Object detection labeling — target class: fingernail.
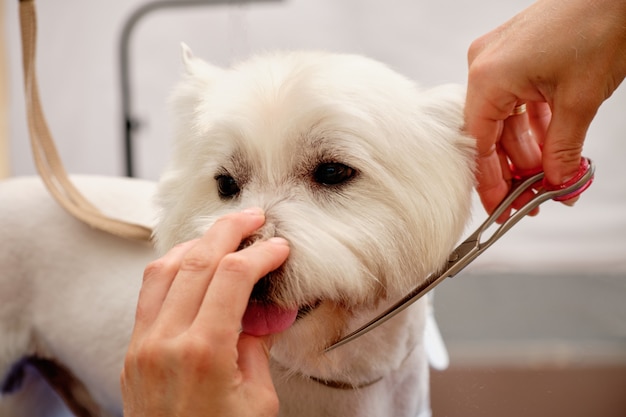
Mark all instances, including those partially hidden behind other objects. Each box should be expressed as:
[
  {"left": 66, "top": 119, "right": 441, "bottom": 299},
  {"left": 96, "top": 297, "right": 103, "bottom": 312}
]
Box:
[
  {"left": 559, "top": 173, "right": 577, "bottom": 186},
  {"left": 242, "top": 207, "right": 264, "bottom": 216},
  {"left": 267, "top": 237, "right": 289, "bottom": 246}
]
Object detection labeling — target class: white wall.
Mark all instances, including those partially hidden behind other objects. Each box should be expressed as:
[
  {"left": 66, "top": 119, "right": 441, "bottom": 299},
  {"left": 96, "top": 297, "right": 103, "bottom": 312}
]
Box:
[
  {"left": 5, "top": 0, "right": 535, "bottom": 179},
  {"left": 0, "top": 0, "right": 9, "bottom": 178}
]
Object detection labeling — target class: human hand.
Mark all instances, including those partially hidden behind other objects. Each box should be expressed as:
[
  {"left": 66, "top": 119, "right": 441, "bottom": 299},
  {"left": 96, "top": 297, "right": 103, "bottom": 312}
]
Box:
[
  {"left": 121, "top": 208, "right": 289, "bottom": 417},
  {"left": 465, "top": 0, "right": 626, "bottom": 219}
]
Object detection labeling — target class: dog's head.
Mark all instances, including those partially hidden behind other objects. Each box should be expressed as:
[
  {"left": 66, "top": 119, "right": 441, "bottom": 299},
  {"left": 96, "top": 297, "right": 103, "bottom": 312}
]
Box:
[{"left": 154, "top": 45, "right": 475, "bottom": 375}]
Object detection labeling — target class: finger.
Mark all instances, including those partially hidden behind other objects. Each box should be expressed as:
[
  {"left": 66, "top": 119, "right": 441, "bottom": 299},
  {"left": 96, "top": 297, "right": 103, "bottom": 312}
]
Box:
[
  {"left": 475, "top": 146, "right": 510, "bottom": 217},
  {"left": 193, "top": 238, "right": 290, "bottom": 339},
  {"left": 500, "top": 109, "right": 542, "bottom": 174},
  {"left": 132, "top": 240, "right": 198, "bottom": 336},
  {"left": 542, "top": 96, "right": 596, "bottom": 186},
  {"left": 464, "top": 76, "right": 519, "bottom": 215},
  {"left": 464, "top": 46, "right": 521, "bottom": 155},
  {"left": 238, "top": 335, "right": 279, "bottom": 417},
  {"left": 154, "top": 209, "right": 266, "bottom": 336},
  {"left": 238, "top": 334, "right": 274, "bottom": 387},
  {"left": 503, "top": 102, "right": 549, "bottom": 218},
  {"left": 464, "top": 94, "right": 511, "bottom": 157},
  {"left": 464, "top": 89, "right": 509, "bottom": 214},
  {"left": 526, "top": 101, "right": 551, "bottom": 146}
]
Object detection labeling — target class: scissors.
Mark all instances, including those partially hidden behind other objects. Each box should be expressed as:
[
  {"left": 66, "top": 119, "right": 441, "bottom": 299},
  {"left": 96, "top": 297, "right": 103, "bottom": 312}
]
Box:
[{"left": 325, "top": 157, "right": 595, "bottom": 352}]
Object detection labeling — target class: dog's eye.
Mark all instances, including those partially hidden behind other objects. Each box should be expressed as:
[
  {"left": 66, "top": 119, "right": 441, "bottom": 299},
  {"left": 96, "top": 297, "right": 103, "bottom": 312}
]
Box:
[
  {"left": 313, "top": 163, "right": 355, "bottom": 186},
  {"left": 215, "top": 174, "right": 240, "bottom": 198}
]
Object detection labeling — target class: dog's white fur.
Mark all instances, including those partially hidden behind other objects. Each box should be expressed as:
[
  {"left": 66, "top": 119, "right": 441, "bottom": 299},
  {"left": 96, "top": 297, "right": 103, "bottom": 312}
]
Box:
[
  {"left": 0, "top": 176, "right": 156, "bottom": 417},
  {"left": 0, "top": 49, "right": 475, "bottom": 417}
]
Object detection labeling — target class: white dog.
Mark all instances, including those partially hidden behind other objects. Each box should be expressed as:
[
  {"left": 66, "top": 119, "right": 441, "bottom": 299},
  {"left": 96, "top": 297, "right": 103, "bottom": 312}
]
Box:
[{"left": 0, "top": 47, "right": 475, "bottom": 417}]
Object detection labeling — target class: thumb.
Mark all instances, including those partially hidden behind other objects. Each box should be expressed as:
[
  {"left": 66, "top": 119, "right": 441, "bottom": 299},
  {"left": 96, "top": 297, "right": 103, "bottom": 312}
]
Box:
[
  {"left": 237, "top": 334, "right": 275, "bottom": 388},
  {"left": 542, "top": 99, "right": 596, "bottom": 186}
]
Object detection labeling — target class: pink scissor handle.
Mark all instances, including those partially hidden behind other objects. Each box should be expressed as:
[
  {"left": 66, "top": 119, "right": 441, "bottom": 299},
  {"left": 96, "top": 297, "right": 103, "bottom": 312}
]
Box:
[{"left": 543, "top": 157, "right": 594, "bottom": 201}]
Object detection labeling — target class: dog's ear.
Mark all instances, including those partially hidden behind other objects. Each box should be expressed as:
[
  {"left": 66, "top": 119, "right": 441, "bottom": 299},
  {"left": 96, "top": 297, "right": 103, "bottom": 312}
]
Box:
[
  {"left": 169, "top": 44, "right": 224, "bottom": 135},
  {"left": 421, "top": 84, "right": 466, "bottom": 130},
  {"left": 419, "top": 83, "right": 477, "bottom": 163},
  {"left": 180, "top": 42, "right": 223, "bottom": 81}
]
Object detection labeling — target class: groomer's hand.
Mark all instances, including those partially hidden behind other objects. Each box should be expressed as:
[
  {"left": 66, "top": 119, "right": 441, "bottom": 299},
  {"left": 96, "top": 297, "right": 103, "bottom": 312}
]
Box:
[
  {"left": 465, "top": 0, "right": 626, "bottom": 219},
  {"left": 121, "top": 208, "right": 288, "bottom": 417}
]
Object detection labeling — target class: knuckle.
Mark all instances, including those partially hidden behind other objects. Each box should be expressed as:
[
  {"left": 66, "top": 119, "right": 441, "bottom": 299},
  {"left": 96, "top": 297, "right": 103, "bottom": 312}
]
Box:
[
  {"left": 558, "top": 93, "right": 594, "bottom": 115},
  {"left": 128, "top": 337, "right": 201, "bottom": 369},
  {"left": 219, "top": 252, "right": 254, "bottom": 276},
  {"left": 180, "top": 252, "right": 213, "bottom": 272},
  {"left": 174, "top": 335, "right": 220, "bottom": 374},
  {"left": 129, "top": 339, "right": 163, "bottom": 369},
  {"left": 467, "top": 36, "right": 487, "bottom": 64},
  {"left": 176, "top": 337, "right": 205, "bottom": 360},
  {"left": 466, "top": 37, "right": 492, "bottom": 75},
  {"left": 467, "top": 57, "right": 495, "bottom": 86},
  {"left": 551, "top": 147, "right": 582, "bottom": 165},
  {"left": 556, "top": 84, "right": 604, "bottom": 118},
  {"left": 142, "top": 258, "right": 173, "bottom": 284},
  {"left": 142, "top": 239, "right": 198, "bottom": 282}
]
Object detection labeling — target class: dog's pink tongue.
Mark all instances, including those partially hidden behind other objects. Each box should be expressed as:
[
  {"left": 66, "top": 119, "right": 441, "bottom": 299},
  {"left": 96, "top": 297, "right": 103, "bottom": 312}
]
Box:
[{"left": 242, "top": 302, "right": 298, "bottom": 336}]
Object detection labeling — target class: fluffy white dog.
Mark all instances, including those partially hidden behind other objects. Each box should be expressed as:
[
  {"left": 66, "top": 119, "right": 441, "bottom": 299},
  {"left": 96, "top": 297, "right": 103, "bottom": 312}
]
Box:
[{"left": 0, "top": 48, "right": 475, "bottom": 417}]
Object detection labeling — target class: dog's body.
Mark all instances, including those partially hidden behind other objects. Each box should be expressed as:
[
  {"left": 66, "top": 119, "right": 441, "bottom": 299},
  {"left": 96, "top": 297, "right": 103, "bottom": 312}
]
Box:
[
  {"left": 0, "top": 176, "right": 155, "bottom": 417},
  {"left": 0, "top": 50, "right": 475, "bottom": 417}
]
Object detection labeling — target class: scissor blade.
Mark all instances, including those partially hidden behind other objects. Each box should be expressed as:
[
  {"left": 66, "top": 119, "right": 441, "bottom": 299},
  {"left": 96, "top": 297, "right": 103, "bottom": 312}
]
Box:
[{"left": 324, "top": 267, "right": 450, "bottom": 352}]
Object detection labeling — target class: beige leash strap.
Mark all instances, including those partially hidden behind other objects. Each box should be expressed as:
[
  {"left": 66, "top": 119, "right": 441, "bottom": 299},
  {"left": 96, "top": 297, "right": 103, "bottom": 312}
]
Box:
[{"left": 18, "top": 0, "right": 152, "bottom": 242}]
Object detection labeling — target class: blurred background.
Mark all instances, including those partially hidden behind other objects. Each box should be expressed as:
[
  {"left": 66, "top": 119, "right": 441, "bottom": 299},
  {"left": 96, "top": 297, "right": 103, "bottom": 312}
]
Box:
[{"left": 1, "top": 0, "right": 625, "bottom": 415}]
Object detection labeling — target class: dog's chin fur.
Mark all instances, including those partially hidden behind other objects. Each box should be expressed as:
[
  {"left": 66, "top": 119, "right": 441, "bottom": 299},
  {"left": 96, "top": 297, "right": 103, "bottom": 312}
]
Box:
[{"left": 154, "top": 48, "right": 476, "bottom": 389}]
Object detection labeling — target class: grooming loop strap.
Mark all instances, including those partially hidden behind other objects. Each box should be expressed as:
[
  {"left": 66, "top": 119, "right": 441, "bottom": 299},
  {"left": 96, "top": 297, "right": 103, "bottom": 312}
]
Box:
[{"left": 18, "top": 0, "right": 153, "bottom": 242}]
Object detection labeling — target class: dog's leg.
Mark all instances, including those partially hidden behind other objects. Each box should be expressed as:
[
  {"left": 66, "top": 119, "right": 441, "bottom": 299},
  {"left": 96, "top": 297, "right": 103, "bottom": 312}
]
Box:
[
  {"left": 1, "top": 357, "right": 103, "bottom": 417},
  {"left": 0, "top": 364, "right": 73, "bottom": 417},
  {"left": 28, "top": 357, "right": 104, "bottom": 417}
]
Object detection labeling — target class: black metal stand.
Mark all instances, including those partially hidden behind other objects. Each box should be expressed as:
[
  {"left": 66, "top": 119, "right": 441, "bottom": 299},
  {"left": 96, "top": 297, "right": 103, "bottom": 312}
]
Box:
[{"left": 119, "top": 0, "right": 283, "bottom": 177}]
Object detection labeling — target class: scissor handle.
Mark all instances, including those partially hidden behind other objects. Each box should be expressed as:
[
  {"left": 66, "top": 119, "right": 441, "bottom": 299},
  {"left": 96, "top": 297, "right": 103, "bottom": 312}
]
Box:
[
  {"left": 545, "top": 157, "right": 594, "bottom": 201},
  {"left": 480, "top": 157, "right": 595, "bottom": 249}
]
